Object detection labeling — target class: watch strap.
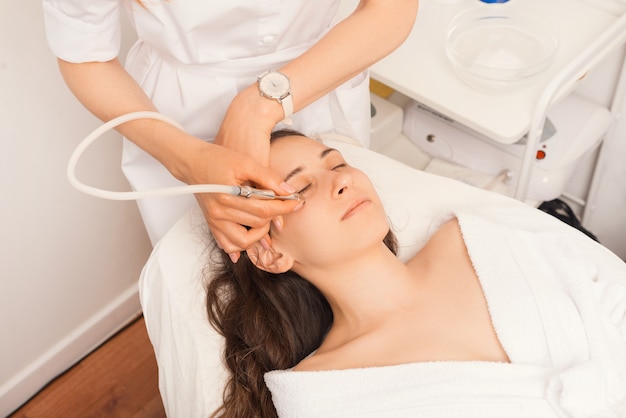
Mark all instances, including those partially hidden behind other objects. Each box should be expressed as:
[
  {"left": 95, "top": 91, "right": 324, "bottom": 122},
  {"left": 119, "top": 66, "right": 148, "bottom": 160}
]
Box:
[{"left": 279, "top": 93, "right": 293, "bottom": 126}]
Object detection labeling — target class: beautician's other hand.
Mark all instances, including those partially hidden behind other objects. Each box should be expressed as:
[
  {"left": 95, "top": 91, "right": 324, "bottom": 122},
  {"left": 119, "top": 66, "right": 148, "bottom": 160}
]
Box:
[
  {"left": 185, "top": 141, "right": 299, "bottom": 263},
  {"left": 208, "top": 83, "right": 292, "bottom": 262},
  {"left": 214, "top": 83, "right": 285, "bottom": 164}
]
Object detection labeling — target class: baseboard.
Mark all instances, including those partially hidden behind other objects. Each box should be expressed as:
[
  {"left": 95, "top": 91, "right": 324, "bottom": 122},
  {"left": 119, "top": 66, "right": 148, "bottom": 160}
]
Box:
[{"left": 0, "top": 285, "right": 142, "bottom": 417}]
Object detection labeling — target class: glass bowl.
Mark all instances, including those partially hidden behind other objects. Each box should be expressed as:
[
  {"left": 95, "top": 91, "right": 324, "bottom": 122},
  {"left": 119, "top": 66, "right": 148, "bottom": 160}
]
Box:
[{"left": 445, "top": 5, "right": 558, "bottom": 91}]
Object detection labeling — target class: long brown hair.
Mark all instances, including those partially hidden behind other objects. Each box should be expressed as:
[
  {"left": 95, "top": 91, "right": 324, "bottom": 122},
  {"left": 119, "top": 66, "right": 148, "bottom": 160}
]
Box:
[{"left": 206, "top": 130, "right": 398, "bottom": 417}]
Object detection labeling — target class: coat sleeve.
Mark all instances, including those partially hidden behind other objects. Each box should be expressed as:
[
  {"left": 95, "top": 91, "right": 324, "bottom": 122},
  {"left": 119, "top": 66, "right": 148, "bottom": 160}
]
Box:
[{"left": 42, "top": 0, "right": 122, "bottom": 62}]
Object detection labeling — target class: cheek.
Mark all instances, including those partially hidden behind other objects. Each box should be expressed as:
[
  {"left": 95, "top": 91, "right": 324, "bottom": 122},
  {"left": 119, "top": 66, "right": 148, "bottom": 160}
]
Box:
[
  {"left": 272, "top": 204, "right": 337, "bottom": 263},
  {"left": 275, "top": 204, "right": 331, "bottom": 245},
  {"left": 273, "top": 200, "right": 389, "bottom": 266}
]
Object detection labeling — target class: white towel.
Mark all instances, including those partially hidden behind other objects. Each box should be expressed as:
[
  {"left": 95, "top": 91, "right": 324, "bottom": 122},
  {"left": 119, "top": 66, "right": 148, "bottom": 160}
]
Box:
[
  {"left": 265, "top": 212, "right": 626, "bottom": 417},
  {"left": 266, "top": 361, "right": 558, "bottom": 417},
  {"left": 458, "top": 211, "right": 626, "bottom": 417}
]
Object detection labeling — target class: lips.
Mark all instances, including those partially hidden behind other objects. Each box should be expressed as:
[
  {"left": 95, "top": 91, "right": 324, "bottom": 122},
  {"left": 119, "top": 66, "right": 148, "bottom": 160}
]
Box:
[{"left": 341, "top": 199, "right": 371, "bottom": 220}]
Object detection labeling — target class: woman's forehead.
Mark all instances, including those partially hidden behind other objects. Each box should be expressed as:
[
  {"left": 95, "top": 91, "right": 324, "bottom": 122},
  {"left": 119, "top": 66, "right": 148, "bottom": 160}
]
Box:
[
  {"left": 270, "top": 135, "right": 327, "bottom": 160},
  {"left": 269, "top": 135, "right": 331, "bottom": 175},
  {"left": 272, "top": 134, "right": 322, "bottom": 149}
]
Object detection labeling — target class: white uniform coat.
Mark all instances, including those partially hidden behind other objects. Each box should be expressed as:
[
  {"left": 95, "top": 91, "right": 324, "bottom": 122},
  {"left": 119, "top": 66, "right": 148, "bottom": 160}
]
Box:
[{"left": 43, "top": 0, "right": 371, "bottom": 243}]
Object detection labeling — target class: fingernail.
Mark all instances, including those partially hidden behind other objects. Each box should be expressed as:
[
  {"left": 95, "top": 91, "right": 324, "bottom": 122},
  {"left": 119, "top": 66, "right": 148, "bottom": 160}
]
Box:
[
  {"left": 280, "top": 182, "right": 296, "bottom": 193},
  {"left": 292, "top": 201, "right": 304, "bottom": 212},
  {"left": 272, "top": 217, "right": 283, "bottom": 232},
  {"left": 260, "top": 238, "right": 271, "bottom": 250},
  {"left": 229, "top": 252, "right": 240, "bottom": 263}
]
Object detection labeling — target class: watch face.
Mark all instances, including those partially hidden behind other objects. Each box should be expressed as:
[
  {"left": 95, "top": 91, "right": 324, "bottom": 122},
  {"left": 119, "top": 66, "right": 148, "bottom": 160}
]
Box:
[{"left": 259, "top": 72, "right": 290, "bottom": 99}]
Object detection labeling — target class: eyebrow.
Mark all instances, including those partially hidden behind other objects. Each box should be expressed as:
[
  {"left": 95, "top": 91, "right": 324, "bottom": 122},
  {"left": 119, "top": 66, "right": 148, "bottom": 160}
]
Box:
[{"left": 283, "top": 148, "right": 339, "bottom": 183}]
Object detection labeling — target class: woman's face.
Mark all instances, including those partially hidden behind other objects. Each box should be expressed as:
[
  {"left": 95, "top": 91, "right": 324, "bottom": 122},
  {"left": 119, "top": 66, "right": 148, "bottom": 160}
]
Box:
[{"left": 267, "top": 135, "right": 390, "bottom": 272}]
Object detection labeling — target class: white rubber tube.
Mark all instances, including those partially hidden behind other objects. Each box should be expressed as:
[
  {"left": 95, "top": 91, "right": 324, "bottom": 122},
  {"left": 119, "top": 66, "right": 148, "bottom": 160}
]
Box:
[{"left": 67, "top": 111, "right": 241, "bottom": 200}]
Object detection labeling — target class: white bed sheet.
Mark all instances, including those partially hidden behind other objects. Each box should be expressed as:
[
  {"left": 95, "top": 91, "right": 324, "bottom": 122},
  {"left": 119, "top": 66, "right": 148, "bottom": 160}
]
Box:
[{"left": 138, "top": 137, "right": 624, "bottom": 417}]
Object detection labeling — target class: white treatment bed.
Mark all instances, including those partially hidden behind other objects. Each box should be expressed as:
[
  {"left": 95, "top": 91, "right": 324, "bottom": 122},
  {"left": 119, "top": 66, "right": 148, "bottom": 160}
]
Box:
[{"left": 138, "top": 137, "right": 626, "bottom": 417}]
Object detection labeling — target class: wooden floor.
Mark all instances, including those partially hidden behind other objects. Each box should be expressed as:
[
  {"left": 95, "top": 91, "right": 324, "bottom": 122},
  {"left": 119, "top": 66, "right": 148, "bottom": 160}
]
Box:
[{"left": 10, "top": 316, "right": 166, "bottom": 418}]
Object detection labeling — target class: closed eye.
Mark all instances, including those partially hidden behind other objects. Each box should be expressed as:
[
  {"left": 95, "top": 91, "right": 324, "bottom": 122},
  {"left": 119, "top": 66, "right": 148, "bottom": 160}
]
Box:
[
  {"left": 298, "top": 163, "right": 346, "bottom": 194},
  {"left": 298, "top": 184, "right": 312, "bottom": 194}
]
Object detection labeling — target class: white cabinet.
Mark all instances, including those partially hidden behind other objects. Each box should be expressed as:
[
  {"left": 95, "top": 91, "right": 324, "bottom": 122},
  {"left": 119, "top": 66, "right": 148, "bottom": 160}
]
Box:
[{"left": 370, "top": 0, "right": 626, "bottom": 200}]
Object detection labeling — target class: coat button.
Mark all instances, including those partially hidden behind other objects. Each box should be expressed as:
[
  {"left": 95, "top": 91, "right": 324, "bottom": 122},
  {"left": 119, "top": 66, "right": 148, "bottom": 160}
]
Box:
[{"left": 261, "top": 35, "right": 276, "bottom": 45}]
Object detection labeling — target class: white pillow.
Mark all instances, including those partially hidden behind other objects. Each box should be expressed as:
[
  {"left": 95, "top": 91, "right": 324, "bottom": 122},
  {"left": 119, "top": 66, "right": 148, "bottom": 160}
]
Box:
[{"left": 138, "top": 137, "right": 613, "bottom": 417}]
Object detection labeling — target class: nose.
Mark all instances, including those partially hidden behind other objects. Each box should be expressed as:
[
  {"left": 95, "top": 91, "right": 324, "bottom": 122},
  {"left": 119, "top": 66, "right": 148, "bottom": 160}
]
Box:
[{"left": 332, "top": 171, "right": 352, "bottom": 198}]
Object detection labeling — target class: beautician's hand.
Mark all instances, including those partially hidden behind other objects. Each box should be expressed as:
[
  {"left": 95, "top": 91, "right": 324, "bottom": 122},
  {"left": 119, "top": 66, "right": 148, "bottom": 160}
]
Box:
[{"left": 187, "top": 141, "right": 299, "bottom": 263}]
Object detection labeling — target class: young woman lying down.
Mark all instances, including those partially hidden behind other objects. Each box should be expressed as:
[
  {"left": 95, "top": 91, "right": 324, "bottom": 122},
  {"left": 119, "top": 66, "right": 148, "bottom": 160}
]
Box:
[{"left": 206, "top": 130, "right": 626, "bottom": 418}]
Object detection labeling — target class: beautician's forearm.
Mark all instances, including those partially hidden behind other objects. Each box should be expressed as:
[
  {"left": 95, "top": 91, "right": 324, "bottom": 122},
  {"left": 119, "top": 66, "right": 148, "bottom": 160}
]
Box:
[
  {"left": 57, "top": 58, "right": 206, "bottom": 182},
  {"left": 281, "top": 0, "right": 418, "bottom": 112}
]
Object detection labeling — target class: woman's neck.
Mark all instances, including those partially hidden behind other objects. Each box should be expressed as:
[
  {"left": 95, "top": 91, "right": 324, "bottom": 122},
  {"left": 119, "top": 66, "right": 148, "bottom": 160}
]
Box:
[{"left": 304, "top": 243, "right": 427, "bottom": 338}]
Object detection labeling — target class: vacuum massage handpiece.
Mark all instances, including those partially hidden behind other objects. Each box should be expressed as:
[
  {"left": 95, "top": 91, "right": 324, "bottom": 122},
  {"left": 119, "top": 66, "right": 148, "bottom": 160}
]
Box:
[{"left": 238, "top": 186, "right": 302, "bottom": 201}]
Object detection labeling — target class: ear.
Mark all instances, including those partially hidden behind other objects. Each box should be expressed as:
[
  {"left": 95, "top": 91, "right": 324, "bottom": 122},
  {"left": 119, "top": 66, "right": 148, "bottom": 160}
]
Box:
[{"left": 246, "top": 241, "right": 294, "bottom": 274}]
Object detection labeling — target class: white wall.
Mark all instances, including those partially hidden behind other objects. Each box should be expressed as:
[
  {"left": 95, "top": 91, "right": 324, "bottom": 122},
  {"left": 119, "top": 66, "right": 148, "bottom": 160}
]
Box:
[{"left": 0, "top": 2, "right": 151, "bottom": 415}]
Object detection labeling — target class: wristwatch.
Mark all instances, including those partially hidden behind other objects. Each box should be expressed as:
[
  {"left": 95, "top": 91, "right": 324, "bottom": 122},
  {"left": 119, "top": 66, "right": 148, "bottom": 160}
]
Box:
[{"left": 257, "top": 70, "right": 293, "bottom": 125}]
